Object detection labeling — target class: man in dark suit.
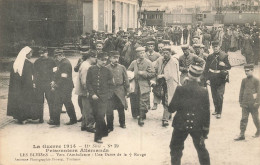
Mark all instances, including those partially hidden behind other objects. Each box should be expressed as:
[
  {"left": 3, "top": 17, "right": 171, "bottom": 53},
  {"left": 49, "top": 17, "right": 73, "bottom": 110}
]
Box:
[
  {"left": 86, "top": 52, "right": 114, "bottom": 143},
  {"left": 168, "top": 65, "right": 210, "bottom": 165},
  {"left": 48, "top": 49, "right": 77, "bottom": 126},
  {"left": 204, "top": 41, "right": 231, "bottom": 119}
]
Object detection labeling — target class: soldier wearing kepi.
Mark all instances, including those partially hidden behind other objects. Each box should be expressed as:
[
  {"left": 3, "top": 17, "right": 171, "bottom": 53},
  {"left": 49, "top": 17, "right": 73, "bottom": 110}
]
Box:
[
  {"left": 86, "top": 52, "right": 114, "bottom": 143},
  {"left": 106, "top": 51, "right": 130, "bottom": 132},
  {"left": 128, "top": 47, "right": 156, "bottom": 126},
  {"left": 179, "top": 45, "right": 205, "bottom": 85},
  {"left": 34, "top": 47, "right": 56, "bottom": 123},
  {"left": 168, "top": 65, "right": 210, "bottom": 165},
  {"left": 49, "top": 49, "right": 77, "bottom": 125},
  {"left": 151, "top": 46, "right": 180, "bottom": 127},
  {"left": 204, "top": 41, "right": 231, "bottom": 119},
  {"left": 145, "top": 41, "right": 161, "bottom": 110},
  {"left": 234, "top": 64, "right": 260, "bottom": 141}
]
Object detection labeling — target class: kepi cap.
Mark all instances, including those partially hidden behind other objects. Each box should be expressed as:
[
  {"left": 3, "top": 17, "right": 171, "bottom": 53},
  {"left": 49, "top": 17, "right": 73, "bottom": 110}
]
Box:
[
  {"left": 244, "top": 64, "right": 254, "bottom": 70},
  {"left": 188, "top": 65, "right": 203, "bottom": 79}
]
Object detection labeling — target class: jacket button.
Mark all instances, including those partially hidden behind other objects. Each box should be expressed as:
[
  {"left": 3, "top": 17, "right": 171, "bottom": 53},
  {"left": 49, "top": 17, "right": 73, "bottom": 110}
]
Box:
[
  {"left": 191, "top": 120, "right": 193, "bottom": 123},
  {"left": 190, "top": 127, "right": 193, "bottom": 129},
  {"left": 187, "top": 120, "right": 189, "bottom": 122},
  {"left": 187, "top": 113, "right": 190, "bottom": 116},
  {"left": 192, "top": 113, "right": 195, "bottom": 116},
  {"left": 186, "top": 126, "right": 189, "bottom": 129}
]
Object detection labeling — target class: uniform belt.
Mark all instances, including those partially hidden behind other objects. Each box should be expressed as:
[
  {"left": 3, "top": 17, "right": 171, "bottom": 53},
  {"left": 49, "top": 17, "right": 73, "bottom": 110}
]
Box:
[{"left": 209, "top": 69, "right": 221, "bottom": 73}]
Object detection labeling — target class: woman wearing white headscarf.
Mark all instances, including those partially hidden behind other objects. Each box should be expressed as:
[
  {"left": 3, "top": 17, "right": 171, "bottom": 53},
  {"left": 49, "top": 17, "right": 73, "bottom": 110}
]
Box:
[{"left": 7, "top": 46, "right": 35, "bottom": 124}]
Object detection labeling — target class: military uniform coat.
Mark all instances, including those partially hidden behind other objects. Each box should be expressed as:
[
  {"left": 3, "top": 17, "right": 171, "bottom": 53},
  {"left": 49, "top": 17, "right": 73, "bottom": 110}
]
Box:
[
  {"left": 128, "top": 58, "right": 155, "bottom": 95},
  {"left": 106, "top": 63, "right": 130, "bottom": 108},
  {"left": 168, "top": 81, "right": 210, "bottom": 132}
]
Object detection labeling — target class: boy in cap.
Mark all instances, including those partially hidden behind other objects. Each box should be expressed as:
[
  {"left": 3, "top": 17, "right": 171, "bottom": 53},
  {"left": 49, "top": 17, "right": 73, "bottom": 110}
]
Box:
[
  {"left": 234, "top": 64, "right": 260, "bottom": 140},
  {"left": 128, "top": 47, "right": 156, "bottom": 126},
  {"left": 49, "top": 49, "right": 77, "bottom": 125},
  {"left": 34, "top": 47, "right": 56, "bottom": 123},
  {"left": 75, "top": 50, "right": 97, "bottom": 132},
  {"left": 168, "top": 64, "right": 210, "bottom": 165},
  {"left": 106, "top": 51, "right": 130, "bottom": 132},
  {"left": 86, "top": 52, "right": 114, "bottom": 143}
]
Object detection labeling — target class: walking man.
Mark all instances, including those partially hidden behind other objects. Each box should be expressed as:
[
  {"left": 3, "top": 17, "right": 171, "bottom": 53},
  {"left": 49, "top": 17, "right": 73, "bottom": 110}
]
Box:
[
  {"left": 86, "top": 52, "right": 114, "bottom": 143},
  {"left": 106, "top": 51, "right": 130, "bottom": 132},
  {"left": 48, "top": 49, "right": 77, "bottom": 125},
  {"left": 128, "top": 47, "right": 155, "bottom": 126},
  {"left": 204, "top": 41, "right": 231, "bottom": 119},
  {"left": 234, "top": 64, "right": 260, "bottom": 141},
  {"left": 168, "top": 65, "right": 210, "bottom": 165}
]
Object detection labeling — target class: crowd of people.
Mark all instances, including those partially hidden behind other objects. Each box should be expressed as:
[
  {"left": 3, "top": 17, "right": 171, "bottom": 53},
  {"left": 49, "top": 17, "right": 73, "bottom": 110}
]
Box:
[{"left": 6, "top": 22, "right": 260, "bottom": 165}]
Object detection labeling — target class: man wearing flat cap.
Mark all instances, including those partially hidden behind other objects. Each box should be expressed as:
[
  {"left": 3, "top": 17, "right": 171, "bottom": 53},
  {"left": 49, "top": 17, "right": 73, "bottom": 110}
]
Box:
[
  {"left": 33, "top": 47, "right": 56, "bottom": 123},
  {"left": 168, "top": 64, "right": 211, "bottom": 165},
  {"left": 204, "top": 40, "right": 231, "bottom": 119},
  {"left": 49, "top": 49, "right": 77, "bottom": 125},
  {"left": 145, "top": 41, "right": 160, "bottom": 63},
  {"left": 75, "top": 50, "right": 97, "bottom": 133},
  {"left": 234, "top": 64, "right": 260, "bottom": 141},
  {"left": 151, "top": 46, "right": 180, "bottom": 127},
  {"left": 128, "top": 47, "right": 156, "bottom": 126},
  {"left": 106, "top": 51, "right": 130, "bottom": 132},
  {"left": 86, "top": 52, "right": 114, "bottom": 143},
  {"left": 95, "top": 40, "right": 104, "bottom": 53},
  {"left": 179, "top": 45, "right": 205, "bottom": 85},
  {"left": 103, "top": 33, "right": 115, "bottom": 52}
]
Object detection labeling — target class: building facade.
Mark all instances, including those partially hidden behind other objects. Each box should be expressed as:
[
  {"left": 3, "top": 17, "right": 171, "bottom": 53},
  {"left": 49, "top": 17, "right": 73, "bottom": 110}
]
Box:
[{"left": 82, "top": 0, "right": 138, "bottom": 34}]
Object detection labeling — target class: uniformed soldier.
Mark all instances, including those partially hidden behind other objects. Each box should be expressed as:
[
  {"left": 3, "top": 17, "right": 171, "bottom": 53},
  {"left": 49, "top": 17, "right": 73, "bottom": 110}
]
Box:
[
  {"left": 48, "top": 49, "right": 77, "bottom": 126},
  {"left": 106, "top": 51, "right": 130, "bottom": 132},
  {"left": 168, "top": 64, "right": 210, "bottom": 165},
  {"left": 179, "top": 45, "right": 205, "bottom": 85},
  {"left": 234, "top": 64, "right": 260, "bottom": 141},
  {"left": 203, "top": 41, "right": 231, "bottom": 119},
  {"left": 86, "top": 52, "right": 114, "bottom": 143},
  {"left": 128, "top": 47, "right": 156, "bottom": 126},
  {"left": 33, "top": 47, "right": 56, "bottom": 123}
]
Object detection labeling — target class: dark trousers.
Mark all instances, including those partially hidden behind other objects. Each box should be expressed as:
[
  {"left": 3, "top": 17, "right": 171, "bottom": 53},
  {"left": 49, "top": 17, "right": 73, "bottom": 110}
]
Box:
[
  {"left": 129, "top": 85, "right": 149, "bottom": 119},
  {"left": 106, "top": 94, "right": 125, "bottom": 130},
  {"left": 90, "top": 99, "right": 108, "bottom": 141},
  {"left": 245, "top": 53, "right": 255, "bottom": 64},
  {"left": 52, "top": 88, "right": 77, "bottom": 123},
  {"left": 78, "top": 95, "right": 83, "bottom": 114},
  {"left": 210, "top": 82, "right": 226, "bottom": 114},
  {"left": 35, "top": 84, "right": 54, "bottom": 120},
  {"left": 183, "top": 36, "right": 188, "bottom": 44},
  {"left": 170, "top": 129, "right": 210, "bottom": 165},
  {"left": 240, "top": 104, "right": 260, "bottom": 136}
]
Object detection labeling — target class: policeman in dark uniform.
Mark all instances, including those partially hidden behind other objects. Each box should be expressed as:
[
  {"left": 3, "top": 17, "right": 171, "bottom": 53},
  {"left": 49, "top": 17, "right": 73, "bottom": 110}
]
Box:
[
  {"left": 34, "top": 47, "right": 56, "bottom": 123},
  {"left": 48, "top": 49, "right": 77, "bottom": 125},
  {"left": 86, "top": 52, "right": 114, "bottom": 143},
  {"left": 204, "top": 41, "right": 231, "bottom": 119},
  {"left": 168, "top": 65, "right": 210, "bottom": 165}
]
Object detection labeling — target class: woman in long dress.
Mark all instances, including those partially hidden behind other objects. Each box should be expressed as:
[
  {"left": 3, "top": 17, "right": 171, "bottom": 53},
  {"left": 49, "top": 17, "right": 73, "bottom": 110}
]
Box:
[{"left": 7, "top": 46, "right": 36, "bottom": 124}]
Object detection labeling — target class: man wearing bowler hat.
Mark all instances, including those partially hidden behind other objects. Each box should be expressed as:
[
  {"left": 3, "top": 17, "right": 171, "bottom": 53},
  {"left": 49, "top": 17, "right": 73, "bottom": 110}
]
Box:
[
  {"left": 86, "top": 52, "right": 114, "bottom": 143},
  {"left": 168, "top": 64, "right": 210, "bottom": 165},
  {"left": 49, "top": 49, "right": 77, "bottom": 125},
  {"left": 106, "top": 51, "right": 130, "bottom": 132},
  {"left": 204, "top": 41, "right": 231, "bottom": 119}
]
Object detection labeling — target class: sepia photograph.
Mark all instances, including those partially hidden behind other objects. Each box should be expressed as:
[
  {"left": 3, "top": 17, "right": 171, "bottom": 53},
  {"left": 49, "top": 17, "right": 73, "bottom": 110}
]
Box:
[{"left": 0, "top": 0, "right": 259, "bottom": 164}]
